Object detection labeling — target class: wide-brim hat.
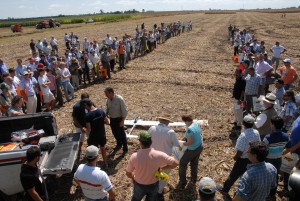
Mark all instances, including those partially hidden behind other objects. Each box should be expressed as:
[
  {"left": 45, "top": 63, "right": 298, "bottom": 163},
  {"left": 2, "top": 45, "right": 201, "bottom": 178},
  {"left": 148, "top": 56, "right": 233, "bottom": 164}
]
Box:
[
  {"left": 263, "top": 93, "right": 276, "bottom": 104},
  {"left": 156, "top": 115, "right": 173, "bottom": 123}
]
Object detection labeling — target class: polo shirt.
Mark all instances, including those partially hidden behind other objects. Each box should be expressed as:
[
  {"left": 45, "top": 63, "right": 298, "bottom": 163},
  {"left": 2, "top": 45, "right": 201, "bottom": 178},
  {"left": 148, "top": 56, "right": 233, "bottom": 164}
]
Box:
[
  {"left": 185, "top": 123, "right": 202, "bottom": 150},
  {"left": 263, "top": 131, "right": 289, "bottom": 159},
  {"left": 106, "top": 94, "right": 127, "bottom": 118},
  {"left": 271, "top": 45, "right": 285, "bottom": 58},
  {"left": 279, "top": 66, "right": 297, "bottom": 84},
  {"left": 20, "top": 78, "right": 35, "bottom": 96}
]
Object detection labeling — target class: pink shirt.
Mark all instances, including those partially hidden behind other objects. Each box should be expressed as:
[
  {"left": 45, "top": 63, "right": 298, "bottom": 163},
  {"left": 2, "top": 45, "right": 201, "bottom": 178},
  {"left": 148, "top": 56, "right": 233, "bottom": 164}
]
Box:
[
  {"left": 47, "top": 74, "right": 56, "bottom": 91},
  {"left": 126, "top": 148, "right": 176, "bottom": 185}
]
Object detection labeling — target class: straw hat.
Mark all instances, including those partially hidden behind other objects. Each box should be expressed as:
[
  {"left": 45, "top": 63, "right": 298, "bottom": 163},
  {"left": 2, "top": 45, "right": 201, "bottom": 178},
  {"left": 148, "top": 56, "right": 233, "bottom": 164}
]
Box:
[
  {"left": 263, "top": 93, "right": 276, "bottom": 104},
  {"left": 156, "top": 114, "right": 173, "bottom": 123}
]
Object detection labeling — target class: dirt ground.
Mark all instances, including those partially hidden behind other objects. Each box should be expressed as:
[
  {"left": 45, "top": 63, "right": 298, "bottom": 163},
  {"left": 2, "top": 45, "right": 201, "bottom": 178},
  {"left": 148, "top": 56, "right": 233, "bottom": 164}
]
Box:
[{"left": 1, "top": 11, "right": 300, "bottom": 201}]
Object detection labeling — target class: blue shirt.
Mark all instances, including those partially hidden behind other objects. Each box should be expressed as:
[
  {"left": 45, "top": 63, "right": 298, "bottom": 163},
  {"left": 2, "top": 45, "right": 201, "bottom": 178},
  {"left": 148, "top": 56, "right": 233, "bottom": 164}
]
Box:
[
  {"left": 290, "top": 124, "right": 300, "bottom": 155},
  {"left": 19, "top": 78, "right": 35, "bottom": 96},
  {"left": 263, "top": 131, "right": 289, "bottom": 159},
  {"left": 236, "top": 162, "right": 277, "bottom": 201},
  {"left": 185, "top": 123, "right": 202, "bottom": 150},
  {"left": 0, "top": 63, "right": 8, "bottom": 75}
]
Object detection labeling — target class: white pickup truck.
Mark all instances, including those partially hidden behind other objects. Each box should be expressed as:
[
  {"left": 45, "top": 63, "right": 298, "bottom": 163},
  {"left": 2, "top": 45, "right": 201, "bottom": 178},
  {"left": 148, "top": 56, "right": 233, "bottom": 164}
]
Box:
[{"left": 0, "top": 113, "right": 80, "bottom": 200}]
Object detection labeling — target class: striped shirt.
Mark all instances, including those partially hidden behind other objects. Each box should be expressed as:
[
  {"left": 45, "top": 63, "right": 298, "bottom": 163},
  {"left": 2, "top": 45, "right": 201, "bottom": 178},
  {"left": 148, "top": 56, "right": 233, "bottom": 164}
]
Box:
[
  {"left": 263, "top": 131, "right": 289, "bottom": 159},
  {"left": 235, "top": 128, "right": 261, "bottom": 158},
  {"left": 280, "top": 100, "right": 297, "bottom": 131}
]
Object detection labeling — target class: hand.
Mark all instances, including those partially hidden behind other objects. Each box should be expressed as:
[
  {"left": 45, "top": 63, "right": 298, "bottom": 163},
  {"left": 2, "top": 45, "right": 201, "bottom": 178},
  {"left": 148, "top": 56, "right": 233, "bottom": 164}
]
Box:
[
  {"left": 233, "top": 155, "right": 238, "bottom": 161},
  {"left": 119, "top": 120, "right": 124, "bottom": 127},
  {"left": 282, "top": 148, "right": 290, "bottom": 155},
  {"left": 238, "top": 100, "right": 242, "bottom": 105},
  {"left": 81, "top": 127, "right": 87, "bottom": 133}
]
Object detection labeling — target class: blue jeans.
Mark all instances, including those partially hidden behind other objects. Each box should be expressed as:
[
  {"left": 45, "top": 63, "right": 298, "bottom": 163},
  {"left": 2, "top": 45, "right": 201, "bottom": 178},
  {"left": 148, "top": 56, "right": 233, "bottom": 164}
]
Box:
[
  {"left": 131, "top": 181, "right": 158, "bottom": 201},
  {"left": 62, "top": 80, "right": 74, "bottom": 101},
  {"left": 85, "top": 196, "right": 108, "bottom": 201}
]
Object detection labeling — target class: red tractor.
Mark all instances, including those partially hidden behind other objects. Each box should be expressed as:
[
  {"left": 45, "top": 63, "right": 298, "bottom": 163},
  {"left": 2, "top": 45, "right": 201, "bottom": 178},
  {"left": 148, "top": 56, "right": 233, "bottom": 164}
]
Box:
[
  {"left": 36, "top": 19, "right": 60, "bottom": 29},
  {"left": 10, "top": 24, "right": 23, "bottom": 32}
]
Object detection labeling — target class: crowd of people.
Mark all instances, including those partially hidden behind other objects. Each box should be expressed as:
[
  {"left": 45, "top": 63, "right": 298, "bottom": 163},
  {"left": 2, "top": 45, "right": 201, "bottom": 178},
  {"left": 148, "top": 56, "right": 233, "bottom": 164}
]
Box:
[
  {"left": 0, "top": 20, "right": 192, "bottom": 117},
  {"left": 225, "top": 24, "right": 300, "bottom": 201},
  {"left": 15, "top": 22, "right": 300, "bottom": 201}
]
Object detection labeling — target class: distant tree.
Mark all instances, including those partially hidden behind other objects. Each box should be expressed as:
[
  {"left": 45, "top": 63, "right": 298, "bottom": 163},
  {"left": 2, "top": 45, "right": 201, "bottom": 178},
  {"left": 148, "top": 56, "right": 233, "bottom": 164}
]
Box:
[
  {"left": 142, "top": 9, "right": 145, "bottom": 12},
  {"left": 100, "top": 9, "right": 104, "bottom": 14}
]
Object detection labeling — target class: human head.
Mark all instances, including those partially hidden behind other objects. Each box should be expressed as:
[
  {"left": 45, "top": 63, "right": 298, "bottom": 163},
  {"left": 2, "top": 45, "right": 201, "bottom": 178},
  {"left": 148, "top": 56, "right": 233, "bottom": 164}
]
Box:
[
  {"left": 81, "top": 92, "right": 89, "bottom": 100},
  {"left": 198, "top": 177, "right": 216, "bottom": 200},
  {"left": 283, "top": 58, "right": 291, "bottom": 67},
  {"left": 235, "top": 68, "right": 242, "bottom": 78},
  {"left": 274, "top": 79, "right": 284, "bottom": 89},
  {"left": 157, "top": 114, "right": 173, "bottom": 125},
  {"left": 247, "top": 141, "right": 269, "bottom": 163},
  {"left": 104, "top": 87, "right": 115, "bottom": 99},
  {"left": 17, "top": 59, "right": 22, "bottom": 65},
  {"left": 22, "top": 70, "right": 30, "bottom": 80},
  {"left": 59, "top": 62, "right": 66, "bottom": 69},
  {"left": 83, "top": 99, "right": 94, "bottom": 111},
  {"left": 262, "top": 93, "right": 276, "bottom": 108},
  {"left": 248, "top": 67, "right": 255, "bottom": 76},
  {"left": 283, "top": 90, "right": 295, "bottom": 103},
  {"left": 181, "top": 114, "right": 193, "bottom": 123},
  {"left": 275, "top": 41, "right": 280, "bottom": 46},
  {"left": 139, "top": 131, "right": 152, "bottom": 148},
  {"left": 243, "top": 114, "right": 255, "bottom": 128},
  {"left": 271, "top": 116, "right": 284, "bottom": 131},
  {"left": 12, "top": 95, "right": 23, "bottom": 107},
  {"left": 0, "top": 82, "right": 9, "bottom": 92},
  {"left": 26, "top": 146, "right": 41, "bottom": 163},
  {"left": 85, "top": 145, "right": 99, "bottom": 162}
]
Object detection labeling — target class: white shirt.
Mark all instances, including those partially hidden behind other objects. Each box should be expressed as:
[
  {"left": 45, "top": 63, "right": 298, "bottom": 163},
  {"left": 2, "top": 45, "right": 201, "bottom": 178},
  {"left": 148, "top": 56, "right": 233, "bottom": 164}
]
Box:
[
  {"left": 271, "top": 45, "right": 285, "bottom": 58},
  {"left": 235, "top": 128, "right": 261, "bottom": 158},
  {"left": 60, "top": 68, "right": 71, "bottom": 82},
  {"left": 74, "top": 164, "right": 112, "bottom": 199},
  {"left": 105, "top": 36, "right": 112, "bottom": 45},
  {"left": 83, "top": 40, "right": 89, "bottom": 50},
  {"left": 27, "top": 63, "right": 36, "bottom": 71},
  {"left": 50, "top": 38, "right": 58, "bottom": 46},
  {"left": 255, "top": 61, "right": 273, "bottom": 78},
  {"left": 38, "top": 75, "right": 51, "bottom": 95},
  {"left": 149, "top": 123, "right": 180, "bottom": 155},
  {"left": 89, "top": 54, "right": 99, "bottom": 65}
]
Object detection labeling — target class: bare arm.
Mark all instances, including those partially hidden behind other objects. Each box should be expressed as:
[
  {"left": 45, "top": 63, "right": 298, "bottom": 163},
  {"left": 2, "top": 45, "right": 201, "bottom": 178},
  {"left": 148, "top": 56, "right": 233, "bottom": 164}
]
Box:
[
  {"left": 27, "top": 187, "right": 43, "bottom": 201},
  {"left": 161, "top": 160, "right": 179, "bottom": 170},
  {"left": 86, "top": 122, "right": 91, "bottom": 134},
  {"left": 107, "top": 188, "right": 116, "bottom": 201},
  {"left": 233, "top": 150, "right": 243, "bottom": 161},
  {"left": 183, "top": 135, "right": 193, "bottom": 146},
  {"left": 233, "top": 195, "right": 244, "bottom": 201}
]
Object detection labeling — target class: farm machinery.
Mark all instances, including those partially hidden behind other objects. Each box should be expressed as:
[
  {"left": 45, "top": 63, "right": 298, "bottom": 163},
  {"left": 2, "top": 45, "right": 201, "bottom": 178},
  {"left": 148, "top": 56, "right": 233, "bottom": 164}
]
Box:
[
  {"left": 10, "top": 24, "right": 22, "bottom": 32},
  {"left": 36, "top": 19, "right": 61, "bottom": 29}
]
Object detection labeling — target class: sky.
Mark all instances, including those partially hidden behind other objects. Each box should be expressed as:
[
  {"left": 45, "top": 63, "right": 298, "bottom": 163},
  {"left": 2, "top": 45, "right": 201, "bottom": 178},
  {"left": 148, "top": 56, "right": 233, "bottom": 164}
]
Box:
[{"left": 1, "top": 0, "right": 299, "bottom": 19}]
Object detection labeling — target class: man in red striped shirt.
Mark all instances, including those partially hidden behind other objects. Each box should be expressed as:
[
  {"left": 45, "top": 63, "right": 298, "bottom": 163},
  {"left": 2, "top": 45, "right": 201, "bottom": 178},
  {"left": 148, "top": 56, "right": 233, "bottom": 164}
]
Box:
[{"left": 74, "top": 145, "right": 116, "bottom": 201}]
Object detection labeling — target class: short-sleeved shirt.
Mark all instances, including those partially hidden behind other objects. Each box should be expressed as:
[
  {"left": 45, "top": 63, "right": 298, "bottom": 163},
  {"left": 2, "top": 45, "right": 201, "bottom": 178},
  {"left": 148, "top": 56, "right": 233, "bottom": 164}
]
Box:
[
  {"left": 126, "top": 148, "right": 176, "bottom": 185},
  {"left": 185, "top": 123, "right": 202, "bottom": 150},
  {"left": 289, "top": 124, "right": 300, "bottom": 155},
  {"left": 20, "top": 164, "right": 45, "bottom": 201},
  {"left": 271, "top": 45, "right": 285, "bottom": 58},
  {"left": 149, "top": 123, "right": 180, "bottom": 155},
  {"left": 85, "top": 108, "right": 106, "bottom": 139},
  {"left": 38, "top": 75, "right": 51, "bottom": 95},
  {"left": 279, "top": 66, "right": 297, "bottom": 84},
  {"left": 0, "top": 92, "right": 13, "bottom": 108},
  {"left": 255, "top": 61, "right": 273, "bottom": 78},
  {"left": 245, "top": 73, "right": 263, "bottom": 95},
  {"left": 272, "top": 87, "right": 285, "bottom": 105},
  {"left": 72, "top": 101, "right": 87, "bottom": 128},
  {"left": 236, "top": 162, "right": 277, "bottom": 201},
  {"left": 263, "top": 131, "right": 289, "bottom": 159},
  {"left": 19, "top": 78, "right": 35, "bottom": 96},
  {"left": 235, "top": 128, "right": 261, "bottom": 158},
  {"left": 74, "top": 164, "right": 112, "bottom": 199},
  {"left": 280, "top": 100, "right": 297, "bottom": 130},
  {"left": 60, "top": 68, "right": 71, "bottom": 82},
  {"left": 106, "top": 94, "right": 127, "bottom": 118}
]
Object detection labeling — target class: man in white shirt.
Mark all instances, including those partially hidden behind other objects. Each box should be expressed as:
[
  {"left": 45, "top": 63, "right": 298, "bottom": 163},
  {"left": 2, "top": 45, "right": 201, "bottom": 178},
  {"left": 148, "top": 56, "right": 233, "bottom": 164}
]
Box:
[
  {"left": 74, "top": 145, "right": 116, "bottom": 201},
  {"left": 37, "top": 66, "right": 55, "bottom": 111},
  {"left": 82, "top": 37, "right": 89, "bottom": 53},
  {"left": 105, "top": 34, "right": 113, "bottom": 46},
  {"left": 59, "top": 62, "right": 74, "bottom": 102},
  {"left": 255, "top": 54, "right": 273, "bottom": 95},
  {"left": 89, "top": 50, "right": 100, "bottom": 81},
  {"left": 50, "top": 36, "right": 58, "bottom": 54},
  {"left": 148, "top": 115, "right": 180, "bottom": 199},
  {"left": 270, "top": 41, "right": 287, "bottom": 71}
]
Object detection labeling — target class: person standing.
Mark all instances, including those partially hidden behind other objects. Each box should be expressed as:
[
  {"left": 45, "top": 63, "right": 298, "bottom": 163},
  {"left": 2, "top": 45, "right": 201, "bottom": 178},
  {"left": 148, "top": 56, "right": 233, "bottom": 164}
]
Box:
[
  {"left": 148, "top": 115, "right": 180, "bottom": 200},
  {"left": 72, "top": 93, "right": 89, "bottom": 154},
  {"left": 244, "top": 67, "right": 263, "bottom": 114},
  {"left": 104, "top": 87, "right": 128, "bottom": 153},
  {"left": 37, "top": 66, "right": 55, "bottom": 112},
  {"left": 59, "top": 62, "right": 74, "bottom": 102},
  {"left": 117, "top": 41, "right": 126, "bottom": 69},
  {"left": 51, "top": 61, "right": 64, "bottom": 107},
  {"left": 280, "top": 90, "right": 297, "bottom": 132},
  {"left": 16, "top": 59, "right": 28, "bottom": 80},
  {"left": 195, "top": 177, "right": 217, "bottom": 201},
  {"left": 233, "top": 141, "right": 277, "bottom": 201},
  {"left": 19, "top": 71, "right": 37, "bottom": 114},
  {"left": 232, "top": 68, "right": 246, "bottom": 130},
  {"left": 84, "top": 99, "right": 109, "bottom": 168},
  {"left": 263, "top": 116, "right": 289, "bottom": 200},
  {"left": 126, "top": 131, "right": 178, "bottom": 201},
  {"left": 279, "top": 58, "right": 298, "bottom": 90},
  {"left": 272, "top": 78, "right": 285, "bottom": 106},
  {"left": 101, "top": 47, "right": 111, "bottom": 79},
  {"left": 74, "top": 145, "right": 116, "bottom": 201},
  {"left": 270, "top": 41, "right": 287, "bottom": 71},
  {"left": 218, "top": 115, "right": 260, "bottom": 199},
  {"left": 20, "top": 146, "right": 46, "bottom": 201},
  {"left": 177, "top": 114, "right": 203, "bottom": 189},
  {"left": 254, "top": 93, "right": 277, "bottom": 140}
]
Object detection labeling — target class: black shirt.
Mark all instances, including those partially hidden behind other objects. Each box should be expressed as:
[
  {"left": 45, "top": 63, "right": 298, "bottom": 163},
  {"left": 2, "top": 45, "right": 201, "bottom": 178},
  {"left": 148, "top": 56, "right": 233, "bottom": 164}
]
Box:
[
  {"left": 72, "top": 101, "right": 86, "bottom": 128},
  {"left": 85, "top": 108, "right": 106, "bottom": 137},
  {"left": 20, "top": 164, "right": 44, "bottom": 201},
  {"left": 233, "top": 76, "right": 246, "bottom": 100}
]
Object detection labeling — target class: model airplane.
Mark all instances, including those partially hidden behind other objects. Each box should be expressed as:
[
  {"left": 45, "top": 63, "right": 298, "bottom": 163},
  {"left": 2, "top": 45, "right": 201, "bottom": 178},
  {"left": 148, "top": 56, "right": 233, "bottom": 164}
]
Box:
[{"left": 125, "top": 117, "right": 208, "bottom": 139}]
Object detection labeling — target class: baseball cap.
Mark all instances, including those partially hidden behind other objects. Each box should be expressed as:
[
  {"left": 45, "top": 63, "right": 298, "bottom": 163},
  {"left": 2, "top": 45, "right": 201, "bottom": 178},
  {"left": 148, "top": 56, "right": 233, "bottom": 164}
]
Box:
[
  {"left": 139, "top": 131, "right": 151, "bottom": 142},
  {"left": 85, "top": 145, "right": 99, "bottom": 159},
  {"left": 22, "top": 71, "right": 29, "bottom": 76},
  {"left": 199, "top": 177, "right": 216, "bottom": 194},
  {"left": 243, "top": 114, "right": 255, "bottom": 124},
  {"left": 283, "top": 58, "right": 291, "bottom": 63},
  {"left": 0, "top": 82, "right": 9, "bottom": 90}
]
